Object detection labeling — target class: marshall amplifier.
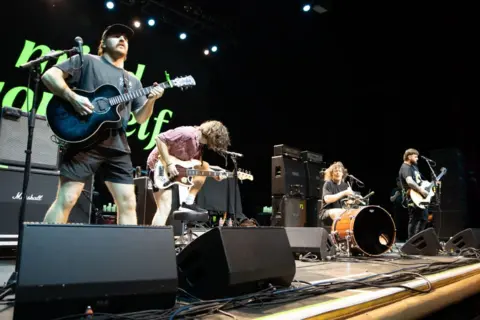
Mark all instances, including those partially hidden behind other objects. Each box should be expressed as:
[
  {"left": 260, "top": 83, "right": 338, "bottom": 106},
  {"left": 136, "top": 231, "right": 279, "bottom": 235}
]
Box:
[
  {"left": 0, "top": 106, "right": 60, "bottom": 170},
  {"left": 0, "top": 165, "right": 92, "bottom": 243}
]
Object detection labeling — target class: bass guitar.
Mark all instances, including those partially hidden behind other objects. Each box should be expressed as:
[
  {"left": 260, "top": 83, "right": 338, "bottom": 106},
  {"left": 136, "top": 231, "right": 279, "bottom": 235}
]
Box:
[
  {"left": 45, "top": 75, "right": 195, "bottom": 144},
  {"left": 408, "top": 167, "right": 447, "bottom": 209},
  {"left": 152, "top": 157, "right": 253, "bottom": 190}
]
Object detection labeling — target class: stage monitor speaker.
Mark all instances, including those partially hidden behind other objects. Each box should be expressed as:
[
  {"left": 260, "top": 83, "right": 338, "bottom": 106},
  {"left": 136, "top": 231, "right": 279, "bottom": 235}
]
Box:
[
  {"left": 0, "top": 106, "right": 59, "bottom": 170},
  {"left": 14, "top": 223, "right": 177, "bottom": 320},
  {"left": 0, "top": 166, "right": 91, "bottom": 240},
  {"left": 271, "top": 196, "right": 307, "bottom": 227},
  {"left": 401, "top": 228, "right": 442, "bottom": 256},
  {"left": 177, "top": 227, "right": 296, "bottom": 299},
  {"left": 285, "top": 227, "right": 336, "bottom": 260},
  {"left": 444, "top": 228, "right": 480, "bottom": 254},
  {"left": 271, "top": 155, "right": 307, "bottom": 197}
]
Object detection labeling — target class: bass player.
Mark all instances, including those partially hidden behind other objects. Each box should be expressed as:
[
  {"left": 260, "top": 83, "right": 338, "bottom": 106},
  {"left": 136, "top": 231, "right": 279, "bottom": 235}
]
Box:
[
  {"left": 146, "top": 121, "right": 257, "bottom": 227},
  {"left": 398, "top": 148, "right": 430, "bottom": 239},
  {"left": 41, "top": 24, "right": 164, "bottom": 225}
]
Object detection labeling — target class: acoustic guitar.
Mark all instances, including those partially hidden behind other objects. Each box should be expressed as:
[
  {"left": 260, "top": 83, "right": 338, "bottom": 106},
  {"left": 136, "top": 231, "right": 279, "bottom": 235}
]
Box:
[
  {"left": 408, "top": 167, "right": 447, "bottom": 209},
  {"left": 45, "top": 76, "right": 195, "bottom": 144}
]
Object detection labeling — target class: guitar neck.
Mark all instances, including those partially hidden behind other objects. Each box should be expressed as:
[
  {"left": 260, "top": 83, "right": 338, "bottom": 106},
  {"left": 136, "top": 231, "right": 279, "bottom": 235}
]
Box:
[
  {"left": 108, "top": 81, "right": 171, "bottom": 106},
  {"left": 186, "top": 169, "right": 232, "bottom": 177}
]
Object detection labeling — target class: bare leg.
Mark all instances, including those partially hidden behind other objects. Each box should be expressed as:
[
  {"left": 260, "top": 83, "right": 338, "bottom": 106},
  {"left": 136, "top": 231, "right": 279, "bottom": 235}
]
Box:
[
  {"left": 105, "top": 181, "right": 137, "bottom": 225},
  {"left": 43, "top": 177, "right": 85, "bottom": 224},
  {"left": 152, "top": 188, "right": 173, "bottom": 226},
  {"left": 187, "top": 161, "right": 209, "bottom": 198}
]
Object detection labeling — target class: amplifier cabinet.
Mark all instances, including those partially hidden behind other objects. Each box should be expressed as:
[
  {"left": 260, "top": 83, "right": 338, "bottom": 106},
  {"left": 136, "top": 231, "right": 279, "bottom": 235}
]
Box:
[
  {"left": 271, "top": 155, "right": 307, "bottom": 197},
  {"left": 0, "top": 106, "right": 59, "bottom": 170},
  {"left": 0, "top": 165, "right": 92, "bottom": 241},
  {"left": 271, "top": 196, "right": 307, "bottom": 227}
]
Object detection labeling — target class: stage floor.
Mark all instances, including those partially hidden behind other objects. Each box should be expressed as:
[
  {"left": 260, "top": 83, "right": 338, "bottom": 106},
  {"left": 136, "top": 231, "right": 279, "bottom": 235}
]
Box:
[{"left": 1, "top": 246, "right": 480, "bottom": 320}]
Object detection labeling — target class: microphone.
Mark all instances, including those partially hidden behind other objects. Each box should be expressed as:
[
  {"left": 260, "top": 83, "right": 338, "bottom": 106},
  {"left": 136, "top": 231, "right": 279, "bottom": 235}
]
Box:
[
  {"left": 221, "top": 150, "right": 243, "bottom": 158},
  {"left": 348, "top": 174, "right": 364, "bottom": 185},
  {"left": 421, "top": 155, "right": 436, "bottom": 164},
  {"left": 75, "top": 36, "right": 84, "bottom": 66}
]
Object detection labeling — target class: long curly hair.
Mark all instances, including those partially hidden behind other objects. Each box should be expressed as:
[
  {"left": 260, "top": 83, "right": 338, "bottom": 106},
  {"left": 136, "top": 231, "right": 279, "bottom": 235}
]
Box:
[
  {"left": 324, "top": 161, "right": 348, "bottom": 182},
  {"left": 199, "top": 120, "right": 231, "bottom": 152}
]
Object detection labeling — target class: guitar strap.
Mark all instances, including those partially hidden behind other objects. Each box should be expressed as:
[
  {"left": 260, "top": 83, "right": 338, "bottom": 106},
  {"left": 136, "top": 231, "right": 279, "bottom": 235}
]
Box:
[
  {"left": 114, "top": 70, "right": 130, "bottom": 129},
  {"left": 122, "top": 70, "right": 130, "bottom": 94}
]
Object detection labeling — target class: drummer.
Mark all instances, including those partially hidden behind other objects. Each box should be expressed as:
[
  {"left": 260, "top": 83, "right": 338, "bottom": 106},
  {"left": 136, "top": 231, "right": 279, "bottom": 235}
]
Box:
[{"left": 320, "top": 161, "right": 355, "bottom": 221}]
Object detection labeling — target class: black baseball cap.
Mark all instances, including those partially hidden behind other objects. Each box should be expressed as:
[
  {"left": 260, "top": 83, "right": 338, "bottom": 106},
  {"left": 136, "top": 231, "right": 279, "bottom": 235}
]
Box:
[{"left": 101, "top": 24, "right": 134, "bottom": 40}]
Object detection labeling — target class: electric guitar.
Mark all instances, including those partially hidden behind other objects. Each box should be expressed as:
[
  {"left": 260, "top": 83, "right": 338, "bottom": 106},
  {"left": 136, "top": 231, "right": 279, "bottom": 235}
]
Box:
[
  {"left": 152, "top": 157, "right": 253, "bottom": 190},
  {"left": 408, "top": 167, "right": 447, "bottom": 209},
  {"left": 45, "top": 76, "right": 195, "bottom": 144}
]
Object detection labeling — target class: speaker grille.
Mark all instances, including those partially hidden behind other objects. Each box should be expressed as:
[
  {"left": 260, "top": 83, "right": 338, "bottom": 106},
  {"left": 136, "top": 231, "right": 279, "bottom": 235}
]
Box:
[{"left": 0, "top": 107, "right": 59, "bottom": 170}]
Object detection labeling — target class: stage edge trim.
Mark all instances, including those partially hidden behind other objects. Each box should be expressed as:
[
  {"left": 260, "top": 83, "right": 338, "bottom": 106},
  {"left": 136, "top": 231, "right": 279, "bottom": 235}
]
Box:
[
  {"left": 347, "top": 272, "right": 480, "bottom": 320},
  {"left": 255, "top": 261, "right": 480, "bottom": 320}
]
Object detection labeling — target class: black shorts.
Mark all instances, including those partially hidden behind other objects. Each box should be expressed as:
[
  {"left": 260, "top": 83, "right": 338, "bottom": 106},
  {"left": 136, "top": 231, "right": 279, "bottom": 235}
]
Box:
[{"left": 60, "top": 147, "right": 134, "bottom": 184}]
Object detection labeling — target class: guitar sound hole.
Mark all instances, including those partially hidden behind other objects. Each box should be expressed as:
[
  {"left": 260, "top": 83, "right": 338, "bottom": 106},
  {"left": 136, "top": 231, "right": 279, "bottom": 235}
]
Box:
[{"left": 95, "top": 98, "right": 110, "bottom": 112}]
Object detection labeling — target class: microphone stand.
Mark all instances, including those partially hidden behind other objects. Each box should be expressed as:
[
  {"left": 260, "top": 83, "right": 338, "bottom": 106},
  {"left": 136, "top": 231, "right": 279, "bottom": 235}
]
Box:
[
  {"left": 230, "top": 154, "right": 239, "bottom": 225},
  {"left": 425, "top": 159, "right": 441, "bottom": 208},
  {"left": 5, "top": 47, "right": 79, "bottom": 294}
]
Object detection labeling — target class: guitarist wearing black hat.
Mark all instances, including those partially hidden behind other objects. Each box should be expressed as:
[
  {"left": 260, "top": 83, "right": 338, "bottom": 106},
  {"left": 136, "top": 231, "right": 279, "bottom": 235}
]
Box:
[
  {"left": 41, "top": 24, "right": 164, "bottom": 225},
  {"left": 399, "top": 148, "right": 430, "bottom": 239}
]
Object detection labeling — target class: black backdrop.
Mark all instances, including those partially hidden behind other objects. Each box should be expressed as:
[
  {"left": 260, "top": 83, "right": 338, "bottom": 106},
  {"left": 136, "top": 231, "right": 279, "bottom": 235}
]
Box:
[{"left": 1, "top": 0, "right": 478, "bottom": 219}]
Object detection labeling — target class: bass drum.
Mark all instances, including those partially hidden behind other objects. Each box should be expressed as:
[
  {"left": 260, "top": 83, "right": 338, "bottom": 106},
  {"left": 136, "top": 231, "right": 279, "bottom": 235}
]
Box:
[{"left": 332, "top": 206, "right": 396, "bottom": 256}]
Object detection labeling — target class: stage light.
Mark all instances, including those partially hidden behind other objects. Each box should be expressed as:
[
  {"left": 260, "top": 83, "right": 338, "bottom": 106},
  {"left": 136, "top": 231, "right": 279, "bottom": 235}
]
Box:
[
  {"left": 133, "top": 20, "right": 141, "bottom": 28},
  {"left": 147, "top": 18, "right": 155, "bottom": 26},
  {"left": 179, "top": 33, "right": 187, "bottom": 40},
  {"left": 204, "top": 49, "right": 210, "bottom": 55},
  {"left": 303, "top": 4, "right": 311, "bottom": 11},
  {"left": 106, "top": 1, "right": 115, "bottom": 9},
  {"left": 211, "top": 45, "right": 218, "bottom": 52}
]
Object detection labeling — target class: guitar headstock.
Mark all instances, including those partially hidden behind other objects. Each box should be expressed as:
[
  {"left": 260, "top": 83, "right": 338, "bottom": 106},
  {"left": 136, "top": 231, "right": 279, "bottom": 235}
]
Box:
[
  {"left": 171, "top": 76, "right": 196, "bottom": 90},
  {"left": 237, "top": 169, "right": 254, "bottom": 181},
  {"left": 440, "top": 167, "right": 447, "bottom": 174}
]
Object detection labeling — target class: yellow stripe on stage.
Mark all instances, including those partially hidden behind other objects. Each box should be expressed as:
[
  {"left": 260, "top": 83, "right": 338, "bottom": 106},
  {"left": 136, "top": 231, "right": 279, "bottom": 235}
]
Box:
[{"left": 255, "top": 262, "right": 480, "bottom": 320}]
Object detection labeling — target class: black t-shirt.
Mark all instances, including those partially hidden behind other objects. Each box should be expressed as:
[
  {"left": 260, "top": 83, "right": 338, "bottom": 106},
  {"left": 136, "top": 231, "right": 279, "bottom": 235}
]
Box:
[
  {"left": 399, "top": 163, "right": 422, "bottom": 191},
  {"left": 54, "top": 54, "right": 147, "bottom": 153},
  {"left": 321, "top": 180, "right": 348, "bottom": 213}
]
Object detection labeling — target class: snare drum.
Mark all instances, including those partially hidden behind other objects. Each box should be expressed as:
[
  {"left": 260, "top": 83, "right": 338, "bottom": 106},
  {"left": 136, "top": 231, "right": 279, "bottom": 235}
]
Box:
[{"left": 332, "top": 206, "right": 396, "bottom": 256}]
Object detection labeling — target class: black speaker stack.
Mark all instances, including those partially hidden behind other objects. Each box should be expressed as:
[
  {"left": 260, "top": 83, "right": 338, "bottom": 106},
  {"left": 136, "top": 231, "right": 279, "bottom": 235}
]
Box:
[
  {"left": 428, "top": 148, "right": 470, "bottom": 240},
  {"left": 0, "top": 107, "right": 92, "bottom": 248},
  {"left": 271, "top": 144, "right": 326, "bottom": 228}
]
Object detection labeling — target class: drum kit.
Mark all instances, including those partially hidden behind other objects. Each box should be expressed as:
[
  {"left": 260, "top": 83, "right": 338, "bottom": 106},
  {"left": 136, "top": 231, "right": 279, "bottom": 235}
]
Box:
[{"left": 330, "top": 192, "right": 397, "bottom": 257}]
